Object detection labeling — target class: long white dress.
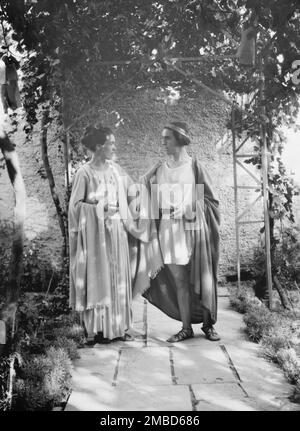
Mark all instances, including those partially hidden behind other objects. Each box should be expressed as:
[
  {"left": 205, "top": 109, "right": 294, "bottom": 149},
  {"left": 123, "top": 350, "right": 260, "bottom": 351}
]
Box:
[{"left": 69, "top": 162, "right": 132, "bottom": 340}]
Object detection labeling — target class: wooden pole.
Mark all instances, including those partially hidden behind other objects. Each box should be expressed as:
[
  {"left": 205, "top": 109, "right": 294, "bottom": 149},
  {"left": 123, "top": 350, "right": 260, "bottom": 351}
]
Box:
[
  {"left": 259, "top": 60, "right": 273, "bottom": 309},
  {"left": 63, "top": 129, "right": 71, "bottom": 190},
  {"left": 231, "top": 106, "right": 241, "bottom": 290}
]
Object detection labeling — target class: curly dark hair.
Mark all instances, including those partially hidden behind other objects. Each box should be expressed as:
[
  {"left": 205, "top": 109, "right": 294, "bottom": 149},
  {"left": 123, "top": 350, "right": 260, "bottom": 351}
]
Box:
[
  {"left": 81, "top": 125, "right": 113, "bottom": 152},
  {"left": 165, "top": 121, "right": 190, "bottom": 146}
]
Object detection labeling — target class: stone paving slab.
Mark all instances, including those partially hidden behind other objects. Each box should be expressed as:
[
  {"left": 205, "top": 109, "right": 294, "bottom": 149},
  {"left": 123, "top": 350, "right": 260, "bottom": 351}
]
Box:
[
  {"left": 93, "top": 337, "right": 145, "bottom": 350},
  {"left": 108, "top": 385, "right": 192, "bottom": 411},
  {"left": 172, "top": 344, "right": 235, "bottom": 384},
  {"left": 214, "top": 297, "right": 248, "bottom": 344},
  {"left": 224, "top": 342, "right": 296, "bottom": 411},
  {"left": 117, "top": 347, "right": 172, "bottom": 386},
  {"left": 70, "top": 348, "right": 119, "bottom": 390},
  {"left": 192, "top": 382, "right": 254, "bottom": 411},
  {"left": 66, "top": 384, "right": 192, "bottom": 411},
  {"left": 65, "top": 387, "right": 116, "bottom": 411},
  {"left": 145, "top": 301, "right": 180, "bottom": 347},
  {"left": 224, "top": 344, "right": 291, "bottom": 390},
  {"left": 217, "top": 286, "right": 229, "bottom": 297}
]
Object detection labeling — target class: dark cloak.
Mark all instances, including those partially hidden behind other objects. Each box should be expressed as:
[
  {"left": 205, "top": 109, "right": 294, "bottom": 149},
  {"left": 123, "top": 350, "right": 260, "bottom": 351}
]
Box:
[{"left": 133, "top": 158, "right": 220, "bottom": 325}]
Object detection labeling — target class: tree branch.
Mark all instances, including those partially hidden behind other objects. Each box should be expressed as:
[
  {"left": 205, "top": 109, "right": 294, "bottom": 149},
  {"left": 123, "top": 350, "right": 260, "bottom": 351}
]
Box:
[{"left": 40, "top": 107, "right": 67, "bottom": 257}]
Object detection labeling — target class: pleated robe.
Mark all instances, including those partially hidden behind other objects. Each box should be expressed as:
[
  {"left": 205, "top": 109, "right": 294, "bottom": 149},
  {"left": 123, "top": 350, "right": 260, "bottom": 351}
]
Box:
[{"left": 68, "top": 161, "right": 149, "bottom": 339}]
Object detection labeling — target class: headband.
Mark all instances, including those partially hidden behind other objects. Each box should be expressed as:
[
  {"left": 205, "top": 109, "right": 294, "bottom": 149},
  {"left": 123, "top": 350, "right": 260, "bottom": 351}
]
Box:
[{"left": 164, "top": 124, "right": 190, "bottom": 140}]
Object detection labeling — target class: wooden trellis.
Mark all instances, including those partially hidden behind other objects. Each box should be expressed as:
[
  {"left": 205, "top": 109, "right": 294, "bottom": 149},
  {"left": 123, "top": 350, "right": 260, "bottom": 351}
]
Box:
[
  {"left": 164, "top": 57, "right": 273, "bottom": 308},
  {"left": 60, "top": 52, "right": 274, "bottom": 308},
  {"left": 231, "top": 81, "right": 273, "bottom": 307}
]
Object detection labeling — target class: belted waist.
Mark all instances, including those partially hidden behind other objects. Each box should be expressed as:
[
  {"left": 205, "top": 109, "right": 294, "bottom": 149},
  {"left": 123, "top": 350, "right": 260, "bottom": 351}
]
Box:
[{"left": 159, "top": 207, "right": 196, "bottom": 222}]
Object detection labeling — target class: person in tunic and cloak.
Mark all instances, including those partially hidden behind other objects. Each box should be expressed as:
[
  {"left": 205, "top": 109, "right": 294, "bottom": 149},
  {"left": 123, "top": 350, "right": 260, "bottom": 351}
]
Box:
[
  {"left": 69, "top": 125, "right": 149, "bottom": 344},
  {"left": 132, "top": 121, "right": 221, "bottom": 343}
]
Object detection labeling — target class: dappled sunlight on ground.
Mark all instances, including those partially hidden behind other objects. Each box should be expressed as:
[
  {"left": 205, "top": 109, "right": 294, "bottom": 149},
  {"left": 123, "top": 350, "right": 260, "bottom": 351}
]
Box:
[{"left": 66, "top": 293, "right": 300, "bottom": 411}]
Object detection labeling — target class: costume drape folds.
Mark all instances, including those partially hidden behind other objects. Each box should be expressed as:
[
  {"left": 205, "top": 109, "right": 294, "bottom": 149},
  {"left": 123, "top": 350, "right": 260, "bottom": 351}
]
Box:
[
  {"left": 132, "top": 158, "right": 220, "bottom": 324},
  {"left": 68, "top": 161, "right": 149, "bottom": 339},
  {"left": 69, "top": 156, "right": 220, "bottom": 337}
]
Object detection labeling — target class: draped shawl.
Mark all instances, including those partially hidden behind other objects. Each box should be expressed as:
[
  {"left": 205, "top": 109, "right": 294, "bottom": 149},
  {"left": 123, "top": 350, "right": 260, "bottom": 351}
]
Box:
[
  {"left": 68, "top": 161, "right": 150, "bottom": 312},
  {"left": 132, "top": 158, "right": 220, "bottom": 324}
]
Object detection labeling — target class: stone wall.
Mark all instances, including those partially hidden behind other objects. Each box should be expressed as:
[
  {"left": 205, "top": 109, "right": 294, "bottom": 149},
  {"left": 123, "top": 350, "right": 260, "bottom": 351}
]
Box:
[{"left": 0, "top": 87, "right": 264, "bottom": 278}]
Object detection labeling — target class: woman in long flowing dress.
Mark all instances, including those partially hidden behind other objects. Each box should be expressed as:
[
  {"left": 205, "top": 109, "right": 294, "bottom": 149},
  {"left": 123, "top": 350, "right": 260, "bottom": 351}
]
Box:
[
  {"left": 69, "top": 125, "right": 147, "bottom": 344},
  {"left": 134, "top": 121, "right": 221, "bottom": 343}
]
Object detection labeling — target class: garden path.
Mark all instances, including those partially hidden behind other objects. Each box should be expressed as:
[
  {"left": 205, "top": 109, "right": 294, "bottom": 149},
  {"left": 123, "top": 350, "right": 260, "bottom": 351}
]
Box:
[{"left": 65, "top": 287, "right": 300, "bottom": 411}]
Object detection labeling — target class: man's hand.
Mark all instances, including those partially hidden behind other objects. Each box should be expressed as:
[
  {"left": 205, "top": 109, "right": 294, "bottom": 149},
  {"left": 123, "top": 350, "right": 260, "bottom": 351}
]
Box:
[
  {"left": 141, "top": 160, "right": 162, "bottom": 182},
  {"left": 104, "top": 203, "right": 119, "bottom": 215}
]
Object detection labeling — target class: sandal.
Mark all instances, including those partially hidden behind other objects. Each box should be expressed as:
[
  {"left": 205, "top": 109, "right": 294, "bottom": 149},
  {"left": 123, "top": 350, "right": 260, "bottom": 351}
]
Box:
[
  {"left": 122, "top": 332, "right": 135, "bottom": 342},
  {"left": 167, "top": 327, "right": 194, "bottom": 343},
  {"left": 201, "top": 326, "right": 220, "bottom": 341}
]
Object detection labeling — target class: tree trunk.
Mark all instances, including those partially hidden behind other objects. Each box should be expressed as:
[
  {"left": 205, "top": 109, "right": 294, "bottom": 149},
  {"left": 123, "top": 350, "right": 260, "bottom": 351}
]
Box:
[
  {"left": 268, "top": 192, "right": 276, "bottom": 265},
  {"left": 273, "top": 275, "right": 290, "bottom": 310},
  {"left": 40, "top": 107, "right": 67, "bottom": 257},
  {"left": 0, "top": 132, "right": 26, "bottom": 354}
]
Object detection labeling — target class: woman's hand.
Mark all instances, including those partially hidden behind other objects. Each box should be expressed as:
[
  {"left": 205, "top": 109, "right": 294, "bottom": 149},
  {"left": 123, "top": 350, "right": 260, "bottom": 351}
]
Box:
[{"left": 85, "top": 197, "right": 98, "bottom": 205}]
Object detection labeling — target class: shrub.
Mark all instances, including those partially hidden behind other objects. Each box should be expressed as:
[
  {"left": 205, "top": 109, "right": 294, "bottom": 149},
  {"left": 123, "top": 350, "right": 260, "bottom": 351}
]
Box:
[
  {"left": 66, "top": 324, "right": 86, "bottom": 347},
  {"left": 230, "top": 285, "right": 300, "bottom": 399},
  {"left": 229, "top": 292, "right": 248, "bottom": 314},
  {"left": 261, "top": 329, "right": 292, "bottom": 361},
  {"left": 22, "top": 245, "right": 61, "bottom": 293},
  {"left": 0, "top": 221, "right": 14, "bottom": 295},
  {"left": 53, "top": 323, "right": 86, "bottom": 348},
  {"left": 0, "top": 357, "right": 10, "bottom": 411},
  {"left": 252, "top": 225, "right": 300, "bottom": 287},
  {"left": 230, "top": 286, "right": 276, "bottom": 342},
  {"left": 229, "top": 285, "right": 263, "bottom": 314},
  {"left": 3, "top": 258, "right": 81, "bottom": 411},
  {"left": 14, "top": 355, "right": 55, "bottom": 410},
  {"left": 243, "top": 305, "right": 276, "bottom": 342},
  {"left": 44, "top": 347, "right": 72, "bottom": 403},
  {"left": 14, "top": 379, "right": 52, "bottom": 411},
  {"left": 276, "top": 348, "right": 300, "bottom": 384},
  {"left": 14, "top": 347, "right": 72, "bottom": 411},
  {"left": 52, "top": 336, "right": 79, "bottom": 360},
  {"left": 292, "top": 383, "right": 300, "bottom": 403}
]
